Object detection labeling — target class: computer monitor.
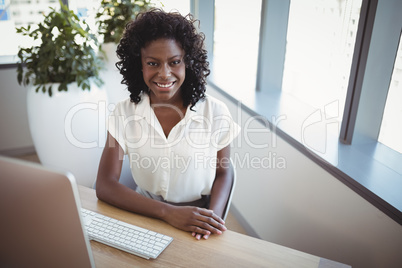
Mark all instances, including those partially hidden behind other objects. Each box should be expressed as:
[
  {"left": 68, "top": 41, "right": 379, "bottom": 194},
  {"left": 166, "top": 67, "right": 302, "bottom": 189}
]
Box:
[{"left": 0, "top": 156, "right": 95, "bottom": 268}]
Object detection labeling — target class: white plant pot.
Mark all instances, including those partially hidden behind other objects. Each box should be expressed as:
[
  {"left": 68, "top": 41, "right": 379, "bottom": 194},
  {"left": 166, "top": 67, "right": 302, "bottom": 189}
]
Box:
[
  {"left": 27, "top": 82, "right": 108, "bottom": 187},
  {"left": 100, "top": 43, "right": 130, "bottom": 105}
]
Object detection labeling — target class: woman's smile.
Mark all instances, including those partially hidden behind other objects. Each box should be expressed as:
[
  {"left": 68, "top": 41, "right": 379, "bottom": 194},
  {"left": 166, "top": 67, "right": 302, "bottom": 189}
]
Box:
[{"left": 155, "top": 81, "right": 176, "bottom": 89}]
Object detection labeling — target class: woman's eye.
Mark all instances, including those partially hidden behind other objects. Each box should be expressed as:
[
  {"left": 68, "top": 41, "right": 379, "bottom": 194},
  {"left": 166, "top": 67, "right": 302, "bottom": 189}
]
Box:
[
  {"left": 171, "top": 60, "right": 181, "bottom": 65},
  {"left": 147, "top": 62, "right": 157, "bottom": 66}
]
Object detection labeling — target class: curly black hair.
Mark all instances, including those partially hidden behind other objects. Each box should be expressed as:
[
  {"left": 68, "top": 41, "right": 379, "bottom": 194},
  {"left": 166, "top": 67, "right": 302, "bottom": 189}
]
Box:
[{"left": 116, "top": 9, "right": 210, "bottom": 109}]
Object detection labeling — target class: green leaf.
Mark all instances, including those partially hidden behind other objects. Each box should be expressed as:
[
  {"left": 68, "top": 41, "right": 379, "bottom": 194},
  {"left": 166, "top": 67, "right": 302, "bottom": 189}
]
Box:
[
  {"left": 59, "top": 83, "right": 68, "bottom": 92},
  {"left": 17, "top": 64, "right": 23, "bottom": 85}
]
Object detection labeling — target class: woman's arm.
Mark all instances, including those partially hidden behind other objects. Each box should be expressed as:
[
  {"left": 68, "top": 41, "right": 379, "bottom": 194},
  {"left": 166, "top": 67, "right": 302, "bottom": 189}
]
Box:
[{"left": 96, "top": 132, "right": 226, "bottom": 238}]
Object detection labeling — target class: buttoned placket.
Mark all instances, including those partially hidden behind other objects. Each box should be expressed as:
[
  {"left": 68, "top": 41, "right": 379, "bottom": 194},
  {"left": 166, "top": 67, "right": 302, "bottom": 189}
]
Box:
[
  {"left": 153, "top": 107, "right": 193, "bottom": 200},
  {"left": 147, "top": 111, "right": 170, "bottom": 198},
  {"left": 144, "top": 102, "right": 193, "bottom": 198}
]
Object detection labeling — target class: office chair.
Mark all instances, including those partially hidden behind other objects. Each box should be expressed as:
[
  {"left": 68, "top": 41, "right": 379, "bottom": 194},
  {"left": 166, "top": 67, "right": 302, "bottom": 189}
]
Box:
[
  {"left": 222, "top": 160, "right": 236, "bottom": 221},
  {"left": 117, "top": 156, "right": 137, "bottom": 190},
  {"left": 92, "top": 156, "right": 137, "bottom": 190}
]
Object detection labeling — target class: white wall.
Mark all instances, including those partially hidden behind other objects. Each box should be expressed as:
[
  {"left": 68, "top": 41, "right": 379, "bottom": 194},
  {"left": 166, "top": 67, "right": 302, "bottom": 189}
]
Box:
[
  {"left": 0, "top": 68, "right": 34, "bottom": 153},
  {"left": 208, "top": 86, "right": 402, "bottom": 268}
]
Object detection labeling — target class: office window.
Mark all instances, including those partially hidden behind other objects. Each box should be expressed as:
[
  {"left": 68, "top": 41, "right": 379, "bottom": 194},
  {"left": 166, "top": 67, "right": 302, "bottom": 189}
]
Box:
[
  {"left": 282, "top": 0, "right": 362, "bottom": 120},
  {"left": 378, "top": 33, "right": 402, "bottom": 154},
  {"left": 0, "top": 0, "right": 100, "bottom": 57},
  {"left": 212, "top": 0, "right": 262, "bottom": 98},
  {"left": 0, "top": 0, "right": 60, "bottom": 56}
]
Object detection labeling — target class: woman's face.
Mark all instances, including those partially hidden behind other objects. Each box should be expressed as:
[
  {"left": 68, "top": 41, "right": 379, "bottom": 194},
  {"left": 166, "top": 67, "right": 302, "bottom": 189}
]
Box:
[{"left": 141, "top": 38, "right": 186, "bottom": 105}]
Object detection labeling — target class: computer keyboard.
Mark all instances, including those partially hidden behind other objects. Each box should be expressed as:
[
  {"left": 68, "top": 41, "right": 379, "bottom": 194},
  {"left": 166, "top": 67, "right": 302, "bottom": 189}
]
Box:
[{"left": 81, "top": 208, "right": 173, "bottom": 259}]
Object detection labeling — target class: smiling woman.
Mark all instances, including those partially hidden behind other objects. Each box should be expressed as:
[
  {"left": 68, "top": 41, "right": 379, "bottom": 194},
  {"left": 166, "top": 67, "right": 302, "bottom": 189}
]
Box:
[{"left": 96, "top": 8, "right": 240, "bottom": 241}]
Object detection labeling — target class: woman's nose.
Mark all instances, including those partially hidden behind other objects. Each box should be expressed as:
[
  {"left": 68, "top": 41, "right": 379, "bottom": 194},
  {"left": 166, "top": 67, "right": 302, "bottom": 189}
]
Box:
[{"left": 158, "top": 64, "right": 171, "bottom": 79}]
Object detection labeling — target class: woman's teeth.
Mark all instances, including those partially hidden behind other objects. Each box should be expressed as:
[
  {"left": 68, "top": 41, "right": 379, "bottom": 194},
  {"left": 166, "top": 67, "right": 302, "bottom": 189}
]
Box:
[{"left": 156, "top": 82, "right": 174, "bottom": 88}]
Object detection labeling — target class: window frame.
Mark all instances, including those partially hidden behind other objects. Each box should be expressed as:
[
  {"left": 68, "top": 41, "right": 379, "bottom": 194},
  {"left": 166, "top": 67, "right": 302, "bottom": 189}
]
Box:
[{"left": 339, "top": 0, "right": 377, "bottom": 145}]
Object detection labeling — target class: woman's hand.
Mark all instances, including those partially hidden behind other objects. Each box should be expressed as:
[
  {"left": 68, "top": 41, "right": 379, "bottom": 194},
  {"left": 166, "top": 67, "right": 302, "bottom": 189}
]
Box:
[{"left": 163, "top": 205, "right": 227, "bottom": 239}]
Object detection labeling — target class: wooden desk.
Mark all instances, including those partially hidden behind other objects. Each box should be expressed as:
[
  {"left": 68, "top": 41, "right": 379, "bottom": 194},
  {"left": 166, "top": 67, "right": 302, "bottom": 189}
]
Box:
[{"left": 78, "top": 186, "right": 350, "bottom": 268}]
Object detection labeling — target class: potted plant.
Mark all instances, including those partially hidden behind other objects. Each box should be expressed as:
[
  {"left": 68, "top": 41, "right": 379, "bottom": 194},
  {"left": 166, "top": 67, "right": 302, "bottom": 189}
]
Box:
[
  {"left": 16, "top": 0, "right": 108, "bottom": 187},
  {"left": 95, "top": 0, "right": 152, "bottom": 105}
]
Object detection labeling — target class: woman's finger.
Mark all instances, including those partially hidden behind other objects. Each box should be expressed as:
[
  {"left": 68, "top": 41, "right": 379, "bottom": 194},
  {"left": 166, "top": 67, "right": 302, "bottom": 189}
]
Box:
[
  {"left": 194, "top": 214, "right": 227, "bottom": 233},
  {"left": 198, "top": 209, "right": 225, "bottom": 225}
]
